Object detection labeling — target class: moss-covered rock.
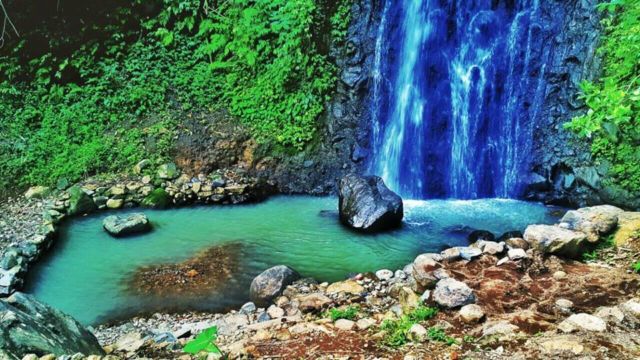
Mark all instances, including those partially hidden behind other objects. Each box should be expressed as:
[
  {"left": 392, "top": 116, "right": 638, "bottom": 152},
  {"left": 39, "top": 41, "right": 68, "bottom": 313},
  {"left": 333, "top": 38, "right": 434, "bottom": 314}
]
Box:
[
  {"left": 141, "top": 188, "right": 171, "bottom": 209},
  {"left": 67, "top": 186, "right": 96, "bottom": 216}
]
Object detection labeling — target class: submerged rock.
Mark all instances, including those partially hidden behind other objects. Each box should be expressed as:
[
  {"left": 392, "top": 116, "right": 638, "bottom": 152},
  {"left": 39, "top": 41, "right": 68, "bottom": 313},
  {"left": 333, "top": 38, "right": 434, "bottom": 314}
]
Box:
[
  {"left": 127, "top": 243, "right": 241, "bottom": 296},
  {"left": 0, "top": 293, "right": 104, "bottom": 359},
  {"left": 103, "top": 213, "right": 151, "bottom": 237},
  {"left": 338, "top": 174, "right": 403, "bottom": 232},
  {"left": 250, "top": 265, "right": 301, "bottom": 306},
  {"left": 523, "top": 225, "right": 588, "bottom": 258}
]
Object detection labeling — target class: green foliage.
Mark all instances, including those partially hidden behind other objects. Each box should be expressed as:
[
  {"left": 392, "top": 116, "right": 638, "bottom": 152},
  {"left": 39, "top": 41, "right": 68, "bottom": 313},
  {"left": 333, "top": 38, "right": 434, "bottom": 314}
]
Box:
[
  {"left": 0, "top": 0, "right": 350, "bottom": 191},
  {"left": 565, "top": 0, "right": 640, "bottom": 193},
  {"left": 632, "top": 261, "right": 640, "bottom": 273},
  {"left": 326, "top": 305, "right": 359, "bottom": 321},
  {"left": 330, "top": 0, "right": 352, "bottom": 41},
  {"left": 183, "top": 326, "right": 221, "bottom": 355},
  {"left": 582, "top": 235, "right": 616, "bottom": 261},
  {"left": 380, "top": 306, "right": 439, "bottom": 348},
  {"left": 426, "top": 326, "right": 458, "bottom": 345}
]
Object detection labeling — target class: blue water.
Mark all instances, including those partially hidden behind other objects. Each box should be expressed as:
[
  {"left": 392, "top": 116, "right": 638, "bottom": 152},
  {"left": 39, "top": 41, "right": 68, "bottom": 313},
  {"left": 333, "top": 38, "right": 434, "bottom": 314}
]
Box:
[
  {"left": 371, "top": 0, "right": 551, "bottom": 199},
  {"left": 26, "top": 196, "right": 562, "bottom": 324}
]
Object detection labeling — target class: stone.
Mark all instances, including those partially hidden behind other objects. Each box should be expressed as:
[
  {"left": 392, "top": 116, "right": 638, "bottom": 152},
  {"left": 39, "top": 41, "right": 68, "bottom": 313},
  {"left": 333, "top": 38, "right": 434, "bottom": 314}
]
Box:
[
  {"left": 539, "top": 336, "right": 584, "bottom": 355},
  {"left": 157, "top": 162, "right": 179, "bottom": 180},
  {"left": 239, "top": 302, "right": 256, "bottom": 315},
  {"left": 594, "top": 306, "right": 625, "bottom": 324},
  {"left": 105, "top": 198, "right": 124, "bottom": 209},
  {"left": 555, "top": 299, "right": 574, "bottom": 312},
  {"left": 552, "top": 271, "right": 567, "bottom": 280},
  {"left": 356, "top": 318, "right": 376, "bottom": 330},
  {"left": 459, "top": 304, "right": 485, "bottom": 323},
  {"left": 497, "top": 231, "right": 524, "bottom": 243},
  {"left": 67, "top": 186, "right": 97, "bottom": 216},
  {"left": 559, "top": 205, "right": 623, "bottom": 242},
  {"left": 338, "top": 174, "right": 403, "bottom": 232},
  {"left": 0, "top": 293, "right": 104, "bottom": 359},
  {"left": 107, "top": 185, "right": 127, "bottom": 196},
  {"left": 504, "top": 237, "right": 529, "bottom": 250},
  {"left": 433, "top": 278, "right": 475, "bottom": 309},
  {"left": 266, "top": 305, "right": 285, "bottom": 319},
  {"left": 412, "top": 254, "right": 442, "bottom": 288},
  {"left": 102, "top": 213, "right": 151, "bottom": 237},
  {"left": 523, "top": 225, "right": 588, "bottom": 258},
  {"left": 326, "top": 280, "right": 365, "bottom": 295},
  {"left": 456, "top": 246, "right": 482, "bottom": 261},
  {"left": 559, "top": 313, "right": 607, "bottom": 333},
  {"left": 141, "top": 188, "right": 171, "bottom": 209},
  {"left": 482, "top": 321, "right": 519, "bottom": 337},
  {"left": 620, "top": 299, "right": 640, "bottom": 318},
  {"left": 396, "top": 286, "right": 420, "bottom": 311},
  {"left": 508, "top": 248, "right": 528, "bottom": 260},
  {"left": 334, "top": 319, "right": 355, "bottom": 331},
  {"left": 133, "top": 159, "right": 151, "bottom": 174},
  {"left": 24, "top": 186, "right": 50, "bottom": 199},
  {"left": 115, "top": 332, "right": 145, "bottom": 353},
  {"left": 215, "top": 314, "right": 249, "bottom": 336},
  {"left": 249, "top": 265, "right": 301, "bottom": 306},
  {"left": 407, "top": 324, "right": 427, "bottom": 342},
  {"left": 481, "top": 241, "right": 505, "bottom": 255},
  {"left": 298, "top": 293, "right": 332, "bottom": 313},
  {"left": 375, "top": 269, "right": 394, "bottom": 281},
  {"left": 613, "top": 212, "right": 640, "bottom": 245},
  {"left": 21, "top": 354, "right": 38, "bottom": 360},
  {"left": 440, "top": 247, "right": 461, "bottom": 262}
]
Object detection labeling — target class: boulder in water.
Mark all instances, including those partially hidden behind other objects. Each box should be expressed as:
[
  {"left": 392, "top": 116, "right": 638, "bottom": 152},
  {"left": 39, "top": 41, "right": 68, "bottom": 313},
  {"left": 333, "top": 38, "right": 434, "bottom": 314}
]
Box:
[
  {"left": 103, "top": 213, "right": 151, "bottom": 237},
  {"left": 338, "top": 174, "right": 403, "bottom": 232},
  {"left": 0, "top": 292, "right": 104, "bottom": 359},
  {"left": 250, "top": 265, "right": 300, "bottom": 306}
]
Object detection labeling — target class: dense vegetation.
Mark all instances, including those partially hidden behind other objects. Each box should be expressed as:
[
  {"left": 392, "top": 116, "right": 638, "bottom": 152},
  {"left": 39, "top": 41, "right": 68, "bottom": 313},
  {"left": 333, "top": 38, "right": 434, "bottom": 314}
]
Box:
[
  {"left": 0, "top": 0, "right": 351, "bottom": 193},
  {"left": 565, "top": 0, "right": 640, "bottom": 194}
]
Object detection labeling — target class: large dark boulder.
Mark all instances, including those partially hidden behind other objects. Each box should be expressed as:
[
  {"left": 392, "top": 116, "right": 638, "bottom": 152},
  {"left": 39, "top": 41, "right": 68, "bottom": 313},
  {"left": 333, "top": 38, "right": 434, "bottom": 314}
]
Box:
[
  {"left": 103, "top": 213, "right": 152, "bottom": 237},
  {"left": 338, "top": 174, "right": 403, "bottom": 232},
  {"left": 249, "top": 265, "right": 300, "bottom": 306},
  {"left": 0, "top": 293, "right": 105, "bottom": 359},
  {"left": 67, "top": 186, "right": 96, "bottom": 216}
]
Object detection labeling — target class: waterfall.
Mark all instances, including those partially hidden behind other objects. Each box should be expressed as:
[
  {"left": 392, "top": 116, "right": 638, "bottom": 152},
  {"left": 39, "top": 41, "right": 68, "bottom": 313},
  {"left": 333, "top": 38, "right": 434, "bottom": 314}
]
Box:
[{"left": 370, "top": 0, "right": 548, "bottom": 200}]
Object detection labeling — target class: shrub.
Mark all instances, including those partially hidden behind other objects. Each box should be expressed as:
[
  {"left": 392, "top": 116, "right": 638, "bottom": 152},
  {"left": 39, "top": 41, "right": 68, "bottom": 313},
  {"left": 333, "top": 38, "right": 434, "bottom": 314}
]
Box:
[
  {"left": 380, "top": 306, "right": 439, "bottom": 348},
  {"left": 565, "top": 0, "right": 640, "bottom": 193},
  {"left": 326, "top": 305, "right": 359, "bottom": 321},
  {"left": 183, "top": 326, "right": 221, "bottom": 355}
]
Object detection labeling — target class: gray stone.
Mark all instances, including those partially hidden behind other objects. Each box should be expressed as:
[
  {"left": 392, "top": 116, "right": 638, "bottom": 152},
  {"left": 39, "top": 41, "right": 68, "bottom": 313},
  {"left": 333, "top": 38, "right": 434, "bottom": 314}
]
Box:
[
  {"left": 250, "top": 265, "right": 300, "bottom": 306},
  {"left": 334, "top": 319, "right": 355, "bottom": 331},
  {"left": 24, "top": 186, "right": 50, "bottom": 200},
  {"left": 508, "top": 248, "right": 528, "bottom": 260},
  {"left": 115, "top": 332, "right": 145, "bottom": 353},
  {"left": 559, "top": 205, "right": 623, "bottom": 242},
  {"left": 412, "top": 255, "right": 442, "bottom": 288},
  {"left": 240, "top": 302, "right": 256, "bottom": 315},
  {"left": 456, "top": 246, "right": 482, "bottom": 261},
  {"left": 482, "top": 321, "right": 519, "bottom": 337},
  {"left": 559, "top": 313, "right": 607, "bottom": 333},
  {"left": 103, "top": 213, "right": 151, "bottom": 237},
  {"left": 133, "top": 159, "right": 151, "bottom": 174},
  {"left": 0, "top": 293, "right": 104, "bottom": 359},
  {"left": 523, "top": 225, "right": 588, "bottom": 258},
  {"left": 338, "top": 174, "right": 403, "bottom": 232},
  {"left": 375, "top": 269, "right": 394, "bottom": 281},
  {"left": 67, "top": 186, "right": 96, "bottom": 216},
  {"left": 266, "top": 305, "right": 285, "bottom": 319},
  {"left": 433, "top": 278, "right": 475, "bottom": 309},
  {"left": 105, "top": 198, "right": 124, "bottom": 209},
  {"left": 407, "top": 324, "right": 427, "bottom": 342}
]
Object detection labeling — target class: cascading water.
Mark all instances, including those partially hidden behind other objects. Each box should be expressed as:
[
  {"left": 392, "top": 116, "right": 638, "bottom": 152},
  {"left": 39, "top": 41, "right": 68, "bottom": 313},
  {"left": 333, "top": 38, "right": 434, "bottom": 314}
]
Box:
[{"left": 371, "top": 0, "right": 549, "bottom": 200}]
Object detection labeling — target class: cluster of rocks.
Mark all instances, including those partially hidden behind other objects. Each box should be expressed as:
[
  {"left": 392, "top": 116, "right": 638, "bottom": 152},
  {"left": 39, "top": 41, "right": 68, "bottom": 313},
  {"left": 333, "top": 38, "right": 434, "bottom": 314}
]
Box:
[{"left": 0, "top": 162, "right": 271, "bottom": 298}]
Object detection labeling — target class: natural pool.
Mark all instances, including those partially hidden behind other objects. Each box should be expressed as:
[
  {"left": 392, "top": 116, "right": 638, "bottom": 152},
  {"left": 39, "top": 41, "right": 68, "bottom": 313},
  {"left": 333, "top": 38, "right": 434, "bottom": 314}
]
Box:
[{"left": 26, "top": 196, "right": 564, "bottom": 325}]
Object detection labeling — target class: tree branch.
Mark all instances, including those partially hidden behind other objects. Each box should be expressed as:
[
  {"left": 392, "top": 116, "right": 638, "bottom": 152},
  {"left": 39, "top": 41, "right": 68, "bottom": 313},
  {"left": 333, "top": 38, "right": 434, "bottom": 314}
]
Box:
[{"left": 0, "top": 0, "right": 19, "bottom": 48}]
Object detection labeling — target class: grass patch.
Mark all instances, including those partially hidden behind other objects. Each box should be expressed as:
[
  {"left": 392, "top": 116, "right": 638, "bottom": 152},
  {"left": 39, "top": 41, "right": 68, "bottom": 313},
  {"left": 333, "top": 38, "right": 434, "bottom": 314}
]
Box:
[
  {"left": 380, "top": 306, "right": 439, "bottom": 348},
  {"left": 633, "top": 261, "right": 640, "bottom": 274},
  {"left": 325, "top": 305, "right": 359, "bottom": 321},
  {"left": 582, "top": 235, "right": 616, "bottom": 262}
]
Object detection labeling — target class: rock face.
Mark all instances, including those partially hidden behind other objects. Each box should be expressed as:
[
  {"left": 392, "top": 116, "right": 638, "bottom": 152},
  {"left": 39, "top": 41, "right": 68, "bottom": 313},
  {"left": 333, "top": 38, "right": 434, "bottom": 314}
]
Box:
[
  {"left": 338, "top": 174, "right": 403, "bottom": 232},
  {"left": 0, "top": 293, "right": 104, "bottom": 359},
  {"left": 103, "top": 213, "right": 152, "bottom": 237},
  {"left": 250, "top": 265, "right": 300, "bottom": 306},
  {"left": 559, "top": 205, "right": 623, "bottom": 242},
  {"left": 523, "top": 225, "right": 588, "bottom": 258},
  {"left": 433, "top": 278, "right": 475, "bottom": 309}
]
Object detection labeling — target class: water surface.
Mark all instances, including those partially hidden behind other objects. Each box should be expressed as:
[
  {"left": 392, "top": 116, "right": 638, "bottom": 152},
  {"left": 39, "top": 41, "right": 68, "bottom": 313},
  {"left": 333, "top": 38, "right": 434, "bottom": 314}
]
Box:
[{"left": 27, "top": 196, "right": 562, "bottom": 324}]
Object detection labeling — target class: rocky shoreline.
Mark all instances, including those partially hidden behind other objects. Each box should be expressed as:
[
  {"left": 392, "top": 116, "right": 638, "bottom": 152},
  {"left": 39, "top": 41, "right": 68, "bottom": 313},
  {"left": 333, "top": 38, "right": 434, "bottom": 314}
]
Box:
[{"left": 0, "top": 162, "right": 274, "bottom": 297}]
